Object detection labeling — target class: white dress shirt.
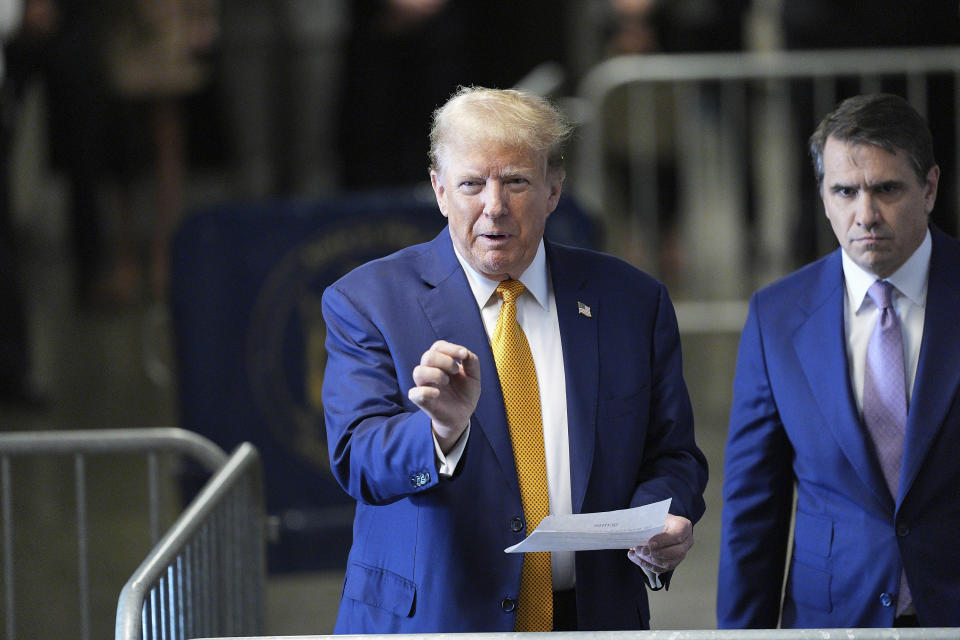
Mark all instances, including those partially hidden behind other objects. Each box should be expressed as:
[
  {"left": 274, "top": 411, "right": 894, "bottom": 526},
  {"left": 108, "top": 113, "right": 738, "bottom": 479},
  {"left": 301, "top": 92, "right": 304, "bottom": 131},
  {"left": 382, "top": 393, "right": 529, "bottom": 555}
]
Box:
[{"left": 842, "top": 230, "right": 930, "bottom": 417}]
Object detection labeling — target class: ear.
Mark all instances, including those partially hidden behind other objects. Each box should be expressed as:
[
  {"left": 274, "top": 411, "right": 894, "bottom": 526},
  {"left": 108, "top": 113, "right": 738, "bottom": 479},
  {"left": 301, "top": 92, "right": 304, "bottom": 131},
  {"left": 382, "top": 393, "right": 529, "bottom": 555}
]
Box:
[
  {"left": 545, "top": 169, "right": 564, "bottom": 217},
  {"left": 923, "top": 164, "right": 940, "bottom": 215},
  {"left": 431, "top": 171, "right": 449, "bottom": 218}
]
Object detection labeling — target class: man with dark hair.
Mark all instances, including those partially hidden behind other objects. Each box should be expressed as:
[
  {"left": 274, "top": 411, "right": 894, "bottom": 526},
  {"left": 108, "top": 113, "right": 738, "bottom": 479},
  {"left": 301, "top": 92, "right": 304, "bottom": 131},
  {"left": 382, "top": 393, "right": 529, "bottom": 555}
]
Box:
[
  {"left": 718, "top": 93, "right": 960, "bottom": 628},
  {"left": 322, "top": 86, "right": 707, "bottom": 633}
]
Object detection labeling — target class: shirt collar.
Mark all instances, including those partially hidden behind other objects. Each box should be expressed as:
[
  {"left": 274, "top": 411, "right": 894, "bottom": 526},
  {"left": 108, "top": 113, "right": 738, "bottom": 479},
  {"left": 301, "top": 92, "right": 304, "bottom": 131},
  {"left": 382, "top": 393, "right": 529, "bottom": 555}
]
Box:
[
  {"left": 451, "top": 234, "right": 550, "bottom": 310},
  {"left": 842, "top": 228, "right": 931, "bottom": 312}
]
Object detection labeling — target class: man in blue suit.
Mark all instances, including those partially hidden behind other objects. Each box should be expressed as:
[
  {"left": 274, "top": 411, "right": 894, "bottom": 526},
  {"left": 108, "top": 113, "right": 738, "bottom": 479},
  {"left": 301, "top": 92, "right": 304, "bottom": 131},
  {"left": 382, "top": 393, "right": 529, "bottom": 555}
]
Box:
[
  {"left": 322, "top": 86, "right": 708, "bottom": 632},
  {"left": 718, "top": 93, "right": 960, "bottom": 628}
]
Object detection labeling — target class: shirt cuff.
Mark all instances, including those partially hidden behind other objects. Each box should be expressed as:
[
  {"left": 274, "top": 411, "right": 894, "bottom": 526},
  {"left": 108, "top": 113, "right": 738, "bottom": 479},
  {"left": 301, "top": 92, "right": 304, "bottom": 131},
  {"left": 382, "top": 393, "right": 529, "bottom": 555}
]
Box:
[
  {"left": 434, "top": 422, "right": 470, "bottom": 477},
  {"left": 643, "top": 567, "right": 663, "bottom": 590}
]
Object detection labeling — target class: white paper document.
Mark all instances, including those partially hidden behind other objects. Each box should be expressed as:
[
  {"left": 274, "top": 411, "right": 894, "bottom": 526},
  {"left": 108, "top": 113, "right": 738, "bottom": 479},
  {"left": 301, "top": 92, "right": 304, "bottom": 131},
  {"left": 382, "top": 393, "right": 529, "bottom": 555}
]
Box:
[{"left": 504, "top": 498, "right": 671, "bottom": 553}]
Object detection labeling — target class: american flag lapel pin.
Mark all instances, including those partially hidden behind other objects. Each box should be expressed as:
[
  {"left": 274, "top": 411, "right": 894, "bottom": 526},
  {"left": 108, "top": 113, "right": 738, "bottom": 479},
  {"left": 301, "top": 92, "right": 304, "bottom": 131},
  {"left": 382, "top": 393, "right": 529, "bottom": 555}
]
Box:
[{"left": 577, "top": 301, "right": 592, "bottom": 317}]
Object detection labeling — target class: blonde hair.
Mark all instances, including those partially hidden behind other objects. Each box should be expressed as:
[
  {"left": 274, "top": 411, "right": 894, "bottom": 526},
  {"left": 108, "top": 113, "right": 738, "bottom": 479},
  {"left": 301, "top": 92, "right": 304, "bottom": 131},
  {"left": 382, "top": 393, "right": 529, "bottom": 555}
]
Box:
[{"left": 429, "top": 86, "right": 574, "bottom": 176}]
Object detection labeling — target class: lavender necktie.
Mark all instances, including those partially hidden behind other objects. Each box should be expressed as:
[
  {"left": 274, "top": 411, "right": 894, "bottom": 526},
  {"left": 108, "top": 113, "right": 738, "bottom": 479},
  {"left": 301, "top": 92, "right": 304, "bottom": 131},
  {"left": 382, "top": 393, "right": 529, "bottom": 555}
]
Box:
[
  {"left": 863, "top": 280, "right": 907, "bottom": 497},
  {"left": 862, "top": 279, "right": 911, "bottom": 615}
]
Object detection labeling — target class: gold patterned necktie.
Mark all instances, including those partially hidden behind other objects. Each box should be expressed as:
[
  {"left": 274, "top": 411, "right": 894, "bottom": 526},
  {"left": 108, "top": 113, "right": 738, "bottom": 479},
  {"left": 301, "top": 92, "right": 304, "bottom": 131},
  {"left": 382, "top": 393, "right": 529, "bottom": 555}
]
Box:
[{"left": 491, "top": 279, "right": 553, "bottom": 632}]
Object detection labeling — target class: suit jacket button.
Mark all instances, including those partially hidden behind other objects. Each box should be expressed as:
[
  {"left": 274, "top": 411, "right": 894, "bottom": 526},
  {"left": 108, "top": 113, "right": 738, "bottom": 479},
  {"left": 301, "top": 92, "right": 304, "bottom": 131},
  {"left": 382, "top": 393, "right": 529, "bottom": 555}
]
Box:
[
  {"left": 511, "top": 516, "right": 524, "bottom": 532},
  {"left": 501, "top": 597, "right": 517, "bottom": 612},
  {"left": 409, "top": 471, "right": 430, "bottom": 487},
  {"left": 880, "top": 593, "right": 893, "bottom": 607},
  {"left": 896, "top": 525, "right": 909, "bottom": 537}
]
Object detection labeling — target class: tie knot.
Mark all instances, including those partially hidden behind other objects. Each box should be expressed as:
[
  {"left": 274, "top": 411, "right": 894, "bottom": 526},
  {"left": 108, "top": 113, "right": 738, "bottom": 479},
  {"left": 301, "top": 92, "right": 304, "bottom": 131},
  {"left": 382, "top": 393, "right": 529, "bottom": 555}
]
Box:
[
  {"left": 496, "top": 279, "right": 526, "bottom": 304},
  {"left": 867, "top": 280, "right": 895, "bottom": 310}
]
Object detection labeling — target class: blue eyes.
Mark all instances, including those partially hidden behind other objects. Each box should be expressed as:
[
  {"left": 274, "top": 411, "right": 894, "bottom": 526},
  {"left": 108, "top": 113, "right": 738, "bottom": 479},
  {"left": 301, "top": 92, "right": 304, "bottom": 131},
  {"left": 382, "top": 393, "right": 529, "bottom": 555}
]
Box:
[{"left": 459, "top": 178, "right": 527, "bottom": 188}]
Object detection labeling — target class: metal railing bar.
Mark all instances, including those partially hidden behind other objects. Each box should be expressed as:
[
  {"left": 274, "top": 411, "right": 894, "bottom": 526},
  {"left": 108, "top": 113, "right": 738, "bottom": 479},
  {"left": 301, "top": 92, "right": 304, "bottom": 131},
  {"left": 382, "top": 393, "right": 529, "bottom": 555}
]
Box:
[
  {"left": 148, "top": 453, "right": 161, "bottom": 545},
  {"left": 75, "top": 453, "right": 90, "bottom": 640},
  {"left": 185, "top": 539, "right": 196, "bottom": 639},
  {"left": 572, "top": 45, "right": 960, "bottom": 304},
  {"left": 906, "top": 73, "right": 927, "bottom": 120},
  {"left": 158, "top": 574, "right": 167, "bottom": 640},
  {"left": 115, "top": 443, "right": 262, "bottom": 640},
  {"left": 580, "top": 47, "right": 960, "bottom": 92},
  {"left": 812, "top": 77, "right": 836, "bottom": 124},
  {"left": 859, "top": 74, "right": 883, "bottom": 95},
  {"left": 2, "top": 456, "right": 14, "bottom": 640},
  {"left": 176, "top": 555, "right": 185, "bottom": 640},
  {"left": 0, "top": 428, "right": 228, "bottom": 473},
  {"left": 149, "top": 582, "right": 158, "bottom": 640},
  {"left": 166, "top": 566, "right": 175, "bottom": 640},
  {"left": 199, "top": 525, "right": 210, "bottom": 637}
]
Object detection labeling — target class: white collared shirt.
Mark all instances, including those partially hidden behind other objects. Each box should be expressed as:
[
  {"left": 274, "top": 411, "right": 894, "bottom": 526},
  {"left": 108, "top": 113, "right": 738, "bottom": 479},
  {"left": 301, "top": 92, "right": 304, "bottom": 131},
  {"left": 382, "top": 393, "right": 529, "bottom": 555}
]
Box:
[
  {"left": 436, "top": 237, "right": 574, "bottom": 590},
  {"left": 842, "top": 230, "right": 930, "bottom": 416}
]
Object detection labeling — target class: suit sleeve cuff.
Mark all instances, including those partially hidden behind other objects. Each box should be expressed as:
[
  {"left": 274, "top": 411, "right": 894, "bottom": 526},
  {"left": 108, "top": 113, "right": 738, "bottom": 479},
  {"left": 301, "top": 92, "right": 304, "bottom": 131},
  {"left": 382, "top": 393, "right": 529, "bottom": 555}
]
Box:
[{"left": 434, "top": 422, "right": 470, "bottom": 477}]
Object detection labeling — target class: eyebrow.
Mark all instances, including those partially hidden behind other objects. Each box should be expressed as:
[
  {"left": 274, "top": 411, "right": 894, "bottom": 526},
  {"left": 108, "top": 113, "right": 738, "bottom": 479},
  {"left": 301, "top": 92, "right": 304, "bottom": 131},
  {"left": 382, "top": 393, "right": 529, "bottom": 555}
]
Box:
[
  {"left": 868, "top": 180, "right": 903, "bottom": 190},
  {"left": 455, "top": 166, "right": 537, "bottom": 180},
  {"left": 829, "top": 183, "right": 856, "bottom": 192},
  {"left": 829, "top": 179, "right": 903, "bottom": 192}
]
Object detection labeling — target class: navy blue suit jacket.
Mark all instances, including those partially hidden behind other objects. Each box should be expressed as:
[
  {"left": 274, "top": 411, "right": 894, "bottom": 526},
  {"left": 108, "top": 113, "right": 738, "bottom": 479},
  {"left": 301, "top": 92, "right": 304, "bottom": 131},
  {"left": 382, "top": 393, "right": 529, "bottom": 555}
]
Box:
[
  {"left": 322, "top": 230, "right": 708, "bottom": 633},
  {"left": 718, "top": 225, "right": 960, "bottom": 628}
]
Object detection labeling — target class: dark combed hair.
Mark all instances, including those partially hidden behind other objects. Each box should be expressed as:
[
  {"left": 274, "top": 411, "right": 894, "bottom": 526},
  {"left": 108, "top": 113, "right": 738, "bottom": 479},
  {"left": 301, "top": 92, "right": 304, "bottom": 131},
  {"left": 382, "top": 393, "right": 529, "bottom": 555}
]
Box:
[{"left": 809, "top": 93, "right": 936, "bottom": 188}]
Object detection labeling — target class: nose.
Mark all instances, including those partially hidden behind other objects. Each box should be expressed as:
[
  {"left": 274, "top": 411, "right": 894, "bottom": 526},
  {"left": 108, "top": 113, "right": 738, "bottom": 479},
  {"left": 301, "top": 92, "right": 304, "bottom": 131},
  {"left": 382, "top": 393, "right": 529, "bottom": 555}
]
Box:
[
  {"left": 482, "top": 182, "right": 507, "bottom": 218},
  {"left": 854, "top": 192, "right": 882, "bottom": 228}
]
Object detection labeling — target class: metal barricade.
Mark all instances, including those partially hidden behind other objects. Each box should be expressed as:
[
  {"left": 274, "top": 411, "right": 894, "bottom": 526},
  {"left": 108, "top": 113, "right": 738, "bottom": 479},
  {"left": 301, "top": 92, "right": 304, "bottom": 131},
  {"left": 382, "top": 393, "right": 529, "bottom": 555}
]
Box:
[
  {"left": 115, "top": 442, "right": 265, "bottom": 640},
  {"left": 571, "top": 47, "right": 960, "bottom": 318},
  {"left": 0, "top": 428, "right": 244, "bottom": 640}
]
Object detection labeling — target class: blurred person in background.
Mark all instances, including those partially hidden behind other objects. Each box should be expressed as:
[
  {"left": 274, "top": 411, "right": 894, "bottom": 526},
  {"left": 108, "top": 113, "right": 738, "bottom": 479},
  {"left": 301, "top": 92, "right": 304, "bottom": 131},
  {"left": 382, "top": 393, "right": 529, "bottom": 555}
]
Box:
[
  {"left": 596, "top": 0, "right": 751, "bottom": 279},
  {"left": 336, "top": 0, "right": 567, "bottom": 191},
  {"left": 0, "top": 0, "right": 34, "bottom": 406},
  {"left": 4, "top": 0, "right": 113, "bottom": 305},
  {"left": 102, "top": 0, "right": 218, "bottom": 298}
]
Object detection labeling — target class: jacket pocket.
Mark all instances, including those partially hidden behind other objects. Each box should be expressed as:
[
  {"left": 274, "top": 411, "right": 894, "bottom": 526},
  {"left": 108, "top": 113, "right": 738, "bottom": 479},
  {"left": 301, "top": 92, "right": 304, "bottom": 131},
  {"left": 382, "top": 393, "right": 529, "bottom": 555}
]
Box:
[
  {"left": 788, "top": 511, "right": 833, "bottom": 612},
  {"left": 788, "top": 559, "right": 833, "bottom": 612},
  {"left": 342, "top": 562, "right": 416, "bottom": 617}
]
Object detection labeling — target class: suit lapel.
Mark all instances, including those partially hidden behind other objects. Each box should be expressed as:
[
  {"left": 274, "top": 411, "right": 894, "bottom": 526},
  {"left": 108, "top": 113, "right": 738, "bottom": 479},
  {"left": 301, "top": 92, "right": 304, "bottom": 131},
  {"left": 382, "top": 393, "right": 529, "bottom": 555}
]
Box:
[
  {"left": 900, "top": 227, "right": 960, "bottom": 503},
  {"left": 793, "top": 252, "right": 893, "bottom": 512},
  {"left": 547, "top": 243, "right": 599, "bottom": 514},
  {"left": 416, "top": 236, "right": 607, "bottom": 506},
  {"left": 416, "top": 231, "right": 519, "bottom": 488}
]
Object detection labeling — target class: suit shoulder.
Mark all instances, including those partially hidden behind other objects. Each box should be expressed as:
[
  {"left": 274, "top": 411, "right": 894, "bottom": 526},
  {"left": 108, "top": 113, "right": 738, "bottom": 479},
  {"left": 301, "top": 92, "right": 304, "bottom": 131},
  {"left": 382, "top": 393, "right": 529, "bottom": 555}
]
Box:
[
  {"left": 752, "top": 252, "right": 836, "bottom": 305},
  {"left": 326, "top": 240, "right": 431, "bottom": 293},
  {"left": 931, "top": 224, "right": 960, "bottom": 263},
  {"left": 549, "top": 242, "right": 663, "bottom": 292}
]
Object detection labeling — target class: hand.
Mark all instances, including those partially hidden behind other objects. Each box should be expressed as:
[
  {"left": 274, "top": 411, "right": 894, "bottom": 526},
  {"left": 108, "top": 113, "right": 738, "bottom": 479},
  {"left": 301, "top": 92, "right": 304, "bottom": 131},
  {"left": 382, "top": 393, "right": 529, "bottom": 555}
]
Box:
[
  {"left": 627, "top": 514, "right": 693, "bottom": 573},
  {"left": 408, "top": 340, "right": 480, "bottom": 452}
]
